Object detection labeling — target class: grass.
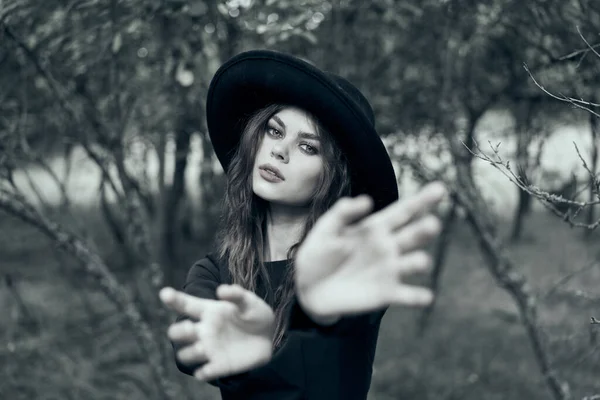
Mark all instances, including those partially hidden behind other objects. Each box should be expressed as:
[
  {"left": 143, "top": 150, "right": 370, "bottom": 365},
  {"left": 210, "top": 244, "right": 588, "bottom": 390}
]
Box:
[{"left": 0, "top": 206, "right": 599, "bottom": 400}]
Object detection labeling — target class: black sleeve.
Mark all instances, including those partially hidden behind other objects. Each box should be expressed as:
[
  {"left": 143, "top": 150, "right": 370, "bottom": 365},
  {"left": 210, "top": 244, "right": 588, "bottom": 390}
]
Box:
[
  {"left": 286, "top": 295, "right": 387, "bottom": 337},
  {"left": 170, "top": 257, "right": 249, "bottom": 390}
]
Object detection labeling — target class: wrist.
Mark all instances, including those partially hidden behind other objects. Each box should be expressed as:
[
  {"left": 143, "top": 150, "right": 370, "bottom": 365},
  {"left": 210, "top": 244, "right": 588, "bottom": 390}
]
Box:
[
  {"left": 295, "top": 291, "right": 340, "bottom": 326},
  {"left": 307, "top": 313, "right": 340, "bottom": 326}
]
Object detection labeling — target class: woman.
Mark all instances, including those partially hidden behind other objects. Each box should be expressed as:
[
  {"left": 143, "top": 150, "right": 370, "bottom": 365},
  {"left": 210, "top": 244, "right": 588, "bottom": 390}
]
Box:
[{"left": 159, "top": 50, "right": 446, "bottom": 400}]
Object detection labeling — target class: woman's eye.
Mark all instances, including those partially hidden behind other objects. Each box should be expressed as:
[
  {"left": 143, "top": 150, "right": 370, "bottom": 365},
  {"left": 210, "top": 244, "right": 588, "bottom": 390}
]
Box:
[
  {"left": 267, "top": 127, "right": 282, "bottom": 137},
  {"left": 300, "top": 143, "right": 318, "bottom": 154}
]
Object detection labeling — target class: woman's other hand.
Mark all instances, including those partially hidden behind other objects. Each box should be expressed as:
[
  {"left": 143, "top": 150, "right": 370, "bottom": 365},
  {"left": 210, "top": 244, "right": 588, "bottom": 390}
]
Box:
[
  {"left": 295, "top": 181, "right": 447, "bottom": 322},
  {"left": 159, "top": 285, "right": 275, "bottom": 381}
]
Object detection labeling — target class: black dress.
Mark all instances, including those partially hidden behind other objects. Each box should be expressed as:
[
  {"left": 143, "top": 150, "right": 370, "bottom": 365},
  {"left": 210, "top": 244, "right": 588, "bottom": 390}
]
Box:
[{"left": 172, "top": 254, "right": 387, "bottom": 400}]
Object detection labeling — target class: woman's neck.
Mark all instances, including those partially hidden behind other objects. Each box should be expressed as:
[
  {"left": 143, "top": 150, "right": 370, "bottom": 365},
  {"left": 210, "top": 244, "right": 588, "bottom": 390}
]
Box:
[{"left": 264, "top": 202, "right": 308, "bottom": 262}]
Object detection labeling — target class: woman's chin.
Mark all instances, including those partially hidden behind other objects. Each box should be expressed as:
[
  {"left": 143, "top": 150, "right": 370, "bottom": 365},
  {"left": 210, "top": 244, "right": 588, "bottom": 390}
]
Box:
[
  {"left": 253, "top": 190, "right": 309, "bottom": 208},
  {"left": 252, "top": 185, "right": 282, "bottom": 202}
]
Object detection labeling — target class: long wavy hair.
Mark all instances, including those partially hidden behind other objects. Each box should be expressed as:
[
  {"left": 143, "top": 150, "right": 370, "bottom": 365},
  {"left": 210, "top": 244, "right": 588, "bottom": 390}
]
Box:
[{"left": 214, "top": 104, "right": 351, "bottom": 349}]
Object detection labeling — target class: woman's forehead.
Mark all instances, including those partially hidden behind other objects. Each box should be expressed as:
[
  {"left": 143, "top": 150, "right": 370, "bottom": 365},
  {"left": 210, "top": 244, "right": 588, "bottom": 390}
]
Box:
[{"left": 271, "top": 107, "right": 319, "bottom": 135}]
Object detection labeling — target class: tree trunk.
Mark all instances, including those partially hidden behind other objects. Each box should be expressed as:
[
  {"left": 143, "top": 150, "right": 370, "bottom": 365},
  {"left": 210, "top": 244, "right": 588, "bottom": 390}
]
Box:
[
  {"left": 197, "top": 125, "right": 218, "bottom": 235},
  {"left": 100, "top": 178, "right": 134, "bottom": 267},
  {"left": 5, "top": 273, "right": 38, "bottom": 330},
  {"left": 161, "top": 117, "right": 192, "bottom": 281},
  {"left": 156, "top": 127, "right": 168, "bottom": 264},
  {"left": 510, "top": 187, "right": 532, "bottom": 242},
  {"left": 585, "top": 96, "right": 598, "bottom": 238},
  {"left": 510, "top": 100, "right": 534, "bottom": 242},
  {"left": 418, "top": 200, "right": 457, "bottom": 333}
]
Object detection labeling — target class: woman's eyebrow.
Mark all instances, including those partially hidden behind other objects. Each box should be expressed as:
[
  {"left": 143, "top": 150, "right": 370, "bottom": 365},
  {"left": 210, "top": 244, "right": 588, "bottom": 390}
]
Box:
[
  {"left": 272, "top": 115, "right": 286, "bottom": 129},
  {"left": 271, "top": 115, "right": 320, "bottom": 141},
  {"left": 298, "top": 132, "right": 320, "bottom": 141}
]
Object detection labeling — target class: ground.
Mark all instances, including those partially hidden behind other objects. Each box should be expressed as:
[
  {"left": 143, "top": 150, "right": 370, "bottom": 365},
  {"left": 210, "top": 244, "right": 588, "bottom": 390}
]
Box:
[{"left": 0, "top": 207, "right": 598, "bottom": 400}]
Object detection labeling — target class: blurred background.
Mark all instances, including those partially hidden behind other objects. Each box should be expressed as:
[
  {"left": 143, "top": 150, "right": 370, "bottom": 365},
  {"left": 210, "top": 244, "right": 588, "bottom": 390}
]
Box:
[{"left": 1, "top": 0, "right": 599, "bottom": 399}]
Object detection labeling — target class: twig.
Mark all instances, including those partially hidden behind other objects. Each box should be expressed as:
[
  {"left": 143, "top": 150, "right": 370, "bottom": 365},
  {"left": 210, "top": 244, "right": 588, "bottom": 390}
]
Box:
[
  {"left": 574, "top": 142, "right": 600, "bottom": 201},
  {"left": 523, "top": 64, "right": 600, "bottom": 119},
  {"left": 559, "top": 42, "right": 600, "bottom": 61},
  {"left": 463, "top": 139, "right": 600, "bottom": 230},
  {"left": 576, "top": 26, "right": 600, "bottom": 60},
  {"left": 542, "top": 261, "right": 599, "bottom": 300}
]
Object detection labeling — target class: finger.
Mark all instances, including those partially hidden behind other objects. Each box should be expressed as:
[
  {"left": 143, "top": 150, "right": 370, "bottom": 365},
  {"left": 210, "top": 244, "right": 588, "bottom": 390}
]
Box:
[
  {"left": 394, "top": 214, "right": 442, "bottom": 253},
  {"left": 216, "top": 284, "right": 249, "bottom": 312},
  {"left": 395, "top": 250, "right": 433, "bottom": 276},
  {"left": 194, "top": 363, "right": 219, "bottom": 382},
  {"left": 167, "top": 320, "right": 199, "bottom": 344},
  {"left": 373, "top": 181, "right": 446, "bottom": 230},
  {"left": 177, "top": 342, "right": 208, "bottom": 365},
  {"left": 318, "top": 194, "right": 374, "bottom": 234},
  {"left": 389, "top": 284, "right": 434, "bottom": 307},
  {"left": 159, "top": 287, "right": 208, "bottom": 318}
]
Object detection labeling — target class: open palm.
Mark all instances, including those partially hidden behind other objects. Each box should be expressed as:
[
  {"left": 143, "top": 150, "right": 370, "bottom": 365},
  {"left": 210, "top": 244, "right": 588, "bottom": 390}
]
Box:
[
  {"left": 160, "top": 285, "right": 275, "bottom": 381},
  {"left": 295, "top": 182, "right": 446, "bottom": 321}
]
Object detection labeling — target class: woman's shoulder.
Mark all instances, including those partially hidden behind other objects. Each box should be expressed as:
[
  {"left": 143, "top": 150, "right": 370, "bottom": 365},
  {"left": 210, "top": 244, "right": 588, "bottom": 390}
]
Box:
[{"left": 187, "top": 252, "right": 231, "bottom": 284}]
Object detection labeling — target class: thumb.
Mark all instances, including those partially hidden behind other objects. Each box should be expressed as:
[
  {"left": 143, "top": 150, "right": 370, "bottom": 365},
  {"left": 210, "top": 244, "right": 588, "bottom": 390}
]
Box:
[
  {"left": 322, "top": 194, "right": 373, "bottom": 233},
  {"left": 216, "top": 284, "right": 249, "bottom": 312},
  {"left": 389, "top": 285, "right": 434, "bottom": 307}
]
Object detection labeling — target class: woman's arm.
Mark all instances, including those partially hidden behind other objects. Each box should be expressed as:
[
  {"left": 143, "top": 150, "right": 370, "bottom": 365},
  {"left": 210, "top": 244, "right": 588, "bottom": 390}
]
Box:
[
  {"left": 164, "top": 258, "right": 274, "bottom": 386},
  {"left": 168, "top": 259, "right": 258, "bottom": 390},
  {"left": 287, "top": 295, "right": 387, "bottom": 336},
  {"left": 290, "top": 182, "right": 446, "bottom": 334},
  {"left": 170, "top": 258, "right": 220, "bottom": 376}
]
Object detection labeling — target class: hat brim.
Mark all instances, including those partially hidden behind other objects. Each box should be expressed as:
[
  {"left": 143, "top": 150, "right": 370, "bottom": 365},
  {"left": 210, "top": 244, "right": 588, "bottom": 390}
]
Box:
[{"left": 206, "top": 50, "right": 398, "bottom": 212}]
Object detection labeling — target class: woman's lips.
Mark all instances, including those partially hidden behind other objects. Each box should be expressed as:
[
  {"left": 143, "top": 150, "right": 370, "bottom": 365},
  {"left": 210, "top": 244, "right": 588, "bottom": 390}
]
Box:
[{"left": 259, "top": 168, "right": 284, "bottom": 183}]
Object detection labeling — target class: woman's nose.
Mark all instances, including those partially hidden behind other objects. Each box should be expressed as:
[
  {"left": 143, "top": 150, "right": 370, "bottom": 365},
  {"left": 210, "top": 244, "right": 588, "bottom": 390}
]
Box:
[{"left": 270, "top": 143, "right": 289, "bottom": 163}]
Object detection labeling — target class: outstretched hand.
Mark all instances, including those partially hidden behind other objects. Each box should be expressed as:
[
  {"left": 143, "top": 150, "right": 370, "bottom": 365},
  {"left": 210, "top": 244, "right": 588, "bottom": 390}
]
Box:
[
  {"left": 159, "top": 284, "right": 275, "bottom": 381},
  {"left": 295, "top": 181, "right": 446, "bottom": 322}
]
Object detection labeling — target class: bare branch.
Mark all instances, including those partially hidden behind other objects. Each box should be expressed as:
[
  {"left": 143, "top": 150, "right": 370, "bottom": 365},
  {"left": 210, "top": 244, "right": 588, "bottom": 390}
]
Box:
[
  {"left": 523, "top": 64, "right": 600, "bottom": 119},
  {"left": 1, "top": 21, "right": 126, "bottom": 202},
  {"left": 542, "top": 261, "right": 599, "bottom": 300},
  {"left": 400, "top": 155, "right": 570, "bottom": 400},
  {"left": 18, "top": 133, "right": 72, "bottom": 210},
  {"left": 574, "top": 142, "right": 600, "bottom": 201},
  {"left": 462, "top": 139, "right": 600, "bottom": 231},
  {"left": 559, "top": 42, "right": 600, "bottom": 61},
  {"left": 0, "top": 190, "right": 181, "bottom": 399},
  {"left": 19, "top": 167, "right": 52, "bottom": 210},
  {"left": 576, "top": 25, "right": 600, "bottom": 60},
  {"left": 0, "top": 0, "right": 23, "bottom": 22}
]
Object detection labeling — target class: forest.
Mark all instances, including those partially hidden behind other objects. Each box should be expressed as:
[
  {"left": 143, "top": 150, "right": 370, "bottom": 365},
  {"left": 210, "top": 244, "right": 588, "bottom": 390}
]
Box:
[{"left": 1, "top": 0, "right": 599, "bottom": 399}]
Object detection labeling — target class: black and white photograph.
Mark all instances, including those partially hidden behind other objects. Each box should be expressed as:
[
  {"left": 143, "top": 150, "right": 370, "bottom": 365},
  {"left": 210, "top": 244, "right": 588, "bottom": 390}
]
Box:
[{"left": 1, "top": 1, "right": 599, "bottom": 399}]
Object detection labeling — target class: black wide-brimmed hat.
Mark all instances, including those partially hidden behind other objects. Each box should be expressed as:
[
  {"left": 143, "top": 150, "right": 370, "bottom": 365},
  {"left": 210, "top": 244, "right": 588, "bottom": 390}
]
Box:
[{"left": 206, "top": 49, "right": 398, "bottom": 212}]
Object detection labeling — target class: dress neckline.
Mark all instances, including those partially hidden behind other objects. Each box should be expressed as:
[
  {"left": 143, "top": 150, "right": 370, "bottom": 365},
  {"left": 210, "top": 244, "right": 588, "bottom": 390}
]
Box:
[{"left": 265, "top": 259, "right": 290, "bottom": 263}]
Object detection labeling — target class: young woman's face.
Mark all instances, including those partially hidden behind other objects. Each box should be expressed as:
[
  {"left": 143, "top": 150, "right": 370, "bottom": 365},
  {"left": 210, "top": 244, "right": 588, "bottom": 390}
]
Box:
[{"left": 252, "top": 107, "right": 324, "bottom": 207}]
